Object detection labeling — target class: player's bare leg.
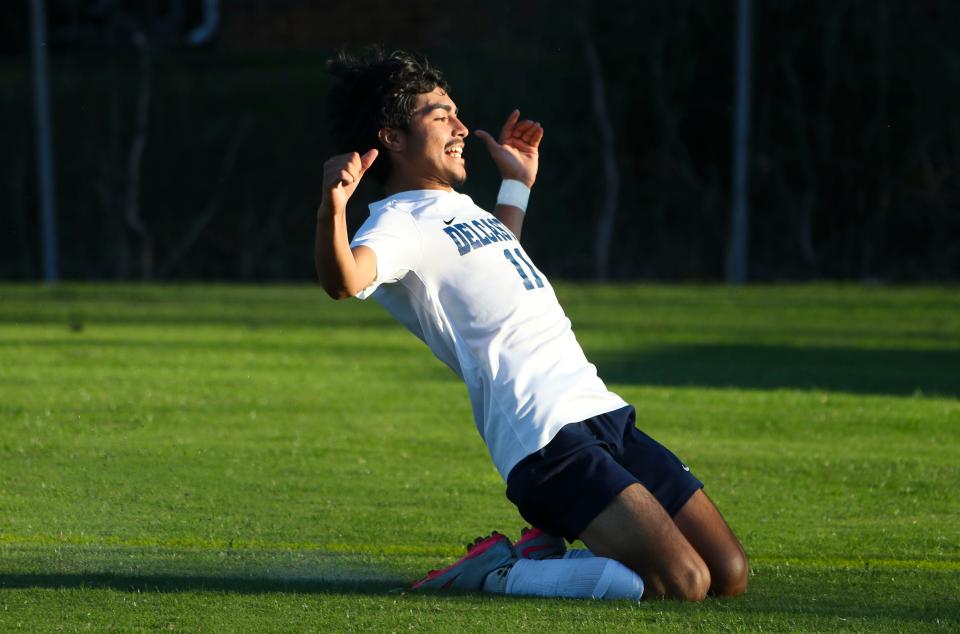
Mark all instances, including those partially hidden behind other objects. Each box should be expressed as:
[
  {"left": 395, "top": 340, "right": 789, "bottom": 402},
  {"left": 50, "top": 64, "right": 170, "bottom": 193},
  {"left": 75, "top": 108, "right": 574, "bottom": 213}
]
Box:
[
  {"left": 673, "top": 489, "right": 749, "bottom": 597},
  {"left": 578, "top": 483, "right": 711, "bottom": 600}
]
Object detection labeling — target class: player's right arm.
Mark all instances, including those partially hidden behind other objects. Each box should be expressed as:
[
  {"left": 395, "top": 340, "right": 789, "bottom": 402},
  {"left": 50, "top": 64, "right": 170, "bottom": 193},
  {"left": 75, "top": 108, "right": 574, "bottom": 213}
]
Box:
[{"left": 315, "top": 149, "right": 379, "bottom": 300}]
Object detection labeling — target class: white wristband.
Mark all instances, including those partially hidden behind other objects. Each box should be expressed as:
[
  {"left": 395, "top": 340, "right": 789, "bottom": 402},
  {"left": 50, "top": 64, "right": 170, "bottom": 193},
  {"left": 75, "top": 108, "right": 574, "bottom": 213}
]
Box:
[{"left": 497, "top": 179, "right": 531, "bottom": 213}]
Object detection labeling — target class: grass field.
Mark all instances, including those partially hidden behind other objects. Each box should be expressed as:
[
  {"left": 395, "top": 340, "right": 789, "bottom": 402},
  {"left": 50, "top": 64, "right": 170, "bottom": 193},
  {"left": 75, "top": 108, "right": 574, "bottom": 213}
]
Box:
[{"left": 1, "top": 283, "right": 958, "bottom": 632}]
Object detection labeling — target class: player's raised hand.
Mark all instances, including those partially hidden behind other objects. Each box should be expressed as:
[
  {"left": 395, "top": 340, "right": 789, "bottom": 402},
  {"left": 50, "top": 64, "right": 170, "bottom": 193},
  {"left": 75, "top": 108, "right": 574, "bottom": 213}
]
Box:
[
  {"left": 321, "top": 149, "right": 379, "bottom": 212},
  {"left": 474, "top": 110, "right": 544, "bottom": 188}
]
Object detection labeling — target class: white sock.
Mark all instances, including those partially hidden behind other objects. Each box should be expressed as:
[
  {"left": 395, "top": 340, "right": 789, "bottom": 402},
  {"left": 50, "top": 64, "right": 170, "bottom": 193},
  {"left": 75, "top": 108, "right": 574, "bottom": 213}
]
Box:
[
  {"left": 562, "top": 548, "right": 595, "bottom": 559},
  {"left": 484, "top": 557, "right": 643, "bottom": 600}
]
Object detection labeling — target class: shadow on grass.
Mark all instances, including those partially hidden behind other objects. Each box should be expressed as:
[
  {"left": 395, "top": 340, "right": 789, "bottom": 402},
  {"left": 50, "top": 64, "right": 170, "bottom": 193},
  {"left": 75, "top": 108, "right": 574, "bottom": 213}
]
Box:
[
  {"left": 0, "top": 573, "right": 406, "bottom": 595},
  {"left": 593, "top": 344, "right": 960, "bottom": 397},
  {"left": 0, "top": 310, "right": 398, "bottom": 330},
  {"left": 0, "top": 545, "right": 417, "bottom": 596}
]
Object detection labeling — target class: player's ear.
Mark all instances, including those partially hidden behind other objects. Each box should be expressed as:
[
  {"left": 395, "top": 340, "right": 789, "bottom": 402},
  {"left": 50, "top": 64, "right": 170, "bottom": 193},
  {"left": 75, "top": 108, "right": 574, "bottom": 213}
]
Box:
[{"left": 378, "top": 127, "right": 405, "bottom": 152}]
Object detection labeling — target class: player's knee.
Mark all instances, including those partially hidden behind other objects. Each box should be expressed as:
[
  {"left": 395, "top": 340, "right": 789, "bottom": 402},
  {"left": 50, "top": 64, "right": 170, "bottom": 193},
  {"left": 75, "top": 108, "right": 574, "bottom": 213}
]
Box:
[
  {"left": 711, "top": 549, "right": 749, "bottom": 597},
  {"left": 666, "top": 560, "right": 710, "bottom": 602},
  {"left": 685, "top": 563, "right": 711, "bottom": 602}
]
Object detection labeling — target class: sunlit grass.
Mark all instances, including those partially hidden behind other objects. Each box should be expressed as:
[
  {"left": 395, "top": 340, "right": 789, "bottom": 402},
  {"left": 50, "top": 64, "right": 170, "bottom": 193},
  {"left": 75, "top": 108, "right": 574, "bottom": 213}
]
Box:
[{"left": 1, "top": 283, "right": 958, "bottom": 632}]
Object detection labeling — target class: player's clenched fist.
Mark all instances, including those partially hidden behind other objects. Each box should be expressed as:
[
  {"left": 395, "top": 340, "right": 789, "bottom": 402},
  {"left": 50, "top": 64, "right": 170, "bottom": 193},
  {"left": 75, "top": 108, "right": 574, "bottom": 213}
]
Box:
[{"left": 321, "top": 148, "right": 379, "bottom": 212}]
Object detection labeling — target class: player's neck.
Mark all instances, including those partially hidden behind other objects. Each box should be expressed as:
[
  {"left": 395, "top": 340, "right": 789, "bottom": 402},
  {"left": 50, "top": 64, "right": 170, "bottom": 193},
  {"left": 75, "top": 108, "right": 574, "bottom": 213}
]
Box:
[{"left": 384, "top": 171, "right": 454, "bottom": 197}]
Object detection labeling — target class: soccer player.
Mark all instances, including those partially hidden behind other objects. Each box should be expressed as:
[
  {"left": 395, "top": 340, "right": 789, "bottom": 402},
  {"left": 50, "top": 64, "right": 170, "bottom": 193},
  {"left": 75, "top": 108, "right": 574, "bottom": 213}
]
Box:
[{"left": 315, "top": 49, "right": 748, "bottom": 601}]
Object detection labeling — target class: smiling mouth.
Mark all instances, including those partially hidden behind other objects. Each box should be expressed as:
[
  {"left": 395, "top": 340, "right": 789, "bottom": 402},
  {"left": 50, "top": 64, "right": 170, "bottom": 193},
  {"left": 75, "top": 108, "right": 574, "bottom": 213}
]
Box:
[{"left": 444, "top": 146, "right": 463, "bottom": 159}]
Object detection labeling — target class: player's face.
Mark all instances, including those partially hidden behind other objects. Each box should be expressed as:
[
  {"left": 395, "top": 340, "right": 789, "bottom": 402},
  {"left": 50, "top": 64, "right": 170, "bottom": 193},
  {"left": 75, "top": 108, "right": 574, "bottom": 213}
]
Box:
[{"left": 403, "top": 87, "right": 469, "bottom": 188}]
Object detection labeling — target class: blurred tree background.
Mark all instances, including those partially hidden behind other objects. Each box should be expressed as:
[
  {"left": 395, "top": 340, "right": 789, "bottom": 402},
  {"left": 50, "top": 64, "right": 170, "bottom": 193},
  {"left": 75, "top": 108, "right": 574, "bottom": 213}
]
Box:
[{"left": 2, "top": 0, "right": 958, "bottom": 282}]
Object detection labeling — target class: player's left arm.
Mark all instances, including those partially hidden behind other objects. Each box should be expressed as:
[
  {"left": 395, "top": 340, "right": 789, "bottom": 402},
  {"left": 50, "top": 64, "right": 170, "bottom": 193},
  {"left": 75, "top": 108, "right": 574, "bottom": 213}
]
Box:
[{"left": 475, "top": 110, "right": 544, "bottom": 240}]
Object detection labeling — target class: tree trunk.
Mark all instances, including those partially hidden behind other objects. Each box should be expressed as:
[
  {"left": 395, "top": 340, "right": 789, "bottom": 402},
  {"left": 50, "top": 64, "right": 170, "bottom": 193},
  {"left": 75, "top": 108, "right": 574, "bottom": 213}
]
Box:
[
  {"left": 577, "top": 19, "right": 619, "bottom": 282},
  {"left": 158, "top": 116, "right": 253, "bottom": 279},
  {"left": 124, "top": 29, "right": 154, "bottom": 280}
]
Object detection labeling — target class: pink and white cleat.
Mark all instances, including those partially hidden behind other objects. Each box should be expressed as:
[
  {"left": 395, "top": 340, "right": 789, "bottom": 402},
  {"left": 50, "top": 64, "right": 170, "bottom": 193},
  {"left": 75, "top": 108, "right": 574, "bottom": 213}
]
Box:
[
  {"left": 411, "top": 532, "right": 517, "bottom": 592},
  {"left": 514, "top": 526, "right": 566, "bottom": 560}
]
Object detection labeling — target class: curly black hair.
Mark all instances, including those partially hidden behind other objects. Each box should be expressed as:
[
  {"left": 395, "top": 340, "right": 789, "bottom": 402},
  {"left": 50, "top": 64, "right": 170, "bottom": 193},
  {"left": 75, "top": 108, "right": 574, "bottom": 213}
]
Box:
[{"left": 326, "top": 47, "right": 450, "bottom": 184}]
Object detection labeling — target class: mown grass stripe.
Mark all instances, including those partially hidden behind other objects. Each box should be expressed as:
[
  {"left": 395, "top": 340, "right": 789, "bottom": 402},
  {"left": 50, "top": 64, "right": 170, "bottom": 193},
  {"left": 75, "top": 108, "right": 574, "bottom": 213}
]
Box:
[
  {"left": 2, "top": 533, "right": 957, "bottom": 572},
  {"left": 0, "top": 533, "right": 448, "bottom": 556},
  {"left": 750, "top": 556, "right": 960, "bottom": 572}
]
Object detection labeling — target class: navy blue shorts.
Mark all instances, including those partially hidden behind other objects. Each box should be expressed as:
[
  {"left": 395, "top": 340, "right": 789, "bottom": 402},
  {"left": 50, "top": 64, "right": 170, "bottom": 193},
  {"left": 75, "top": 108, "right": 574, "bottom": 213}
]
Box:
[{"left": 505, "top": 405, "right": 703, "bottom": 542}]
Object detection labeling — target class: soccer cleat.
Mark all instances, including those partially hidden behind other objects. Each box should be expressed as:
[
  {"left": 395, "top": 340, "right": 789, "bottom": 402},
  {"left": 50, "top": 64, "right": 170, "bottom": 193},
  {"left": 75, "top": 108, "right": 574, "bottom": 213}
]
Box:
[
  {"left": 515, "top": 526, "right": 566, "bottom": 560},
  {"left": 411, "top": 532, "right": 517, "bottom": 592}
]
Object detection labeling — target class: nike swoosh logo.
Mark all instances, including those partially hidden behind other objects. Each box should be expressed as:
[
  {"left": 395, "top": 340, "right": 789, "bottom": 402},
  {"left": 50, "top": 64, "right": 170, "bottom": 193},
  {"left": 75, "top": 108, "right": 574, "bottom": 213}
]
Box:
[
  {"left": 682, "top": 464, "right": 690, "bottom": 472},
  {"left": 443, "top": 217, "right": 456, "bottom": 225}
]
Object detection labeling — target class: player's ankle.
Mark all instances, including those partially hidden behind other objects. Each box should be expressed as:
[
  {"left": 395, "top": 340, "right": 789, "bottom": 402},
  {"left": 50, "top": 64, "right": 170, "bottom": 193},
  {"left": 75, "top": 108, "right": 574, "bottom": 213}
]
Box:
[{"left": 481, "top": 563, "right": 514, "bottom": 594}]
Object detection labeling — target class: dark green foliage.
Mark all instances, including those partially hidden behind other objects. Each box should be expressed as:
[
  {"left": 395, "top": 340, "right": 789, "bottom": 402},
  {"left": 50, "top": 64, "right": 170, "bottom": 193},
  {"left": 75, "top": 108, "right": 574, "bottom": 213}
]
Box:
[{"left": 2, "top": 1, "right": 960, "bottom": 281}]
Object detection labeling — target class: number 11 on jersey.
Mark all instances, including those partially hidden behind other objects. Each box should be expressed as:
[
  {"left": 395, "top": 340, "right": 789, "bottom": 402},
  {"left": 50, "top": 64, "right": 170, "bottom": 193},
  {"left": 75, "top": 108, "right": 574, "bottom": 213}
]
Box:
[{"left": 503, "top": 248, "right": 544, "bottom": 290}]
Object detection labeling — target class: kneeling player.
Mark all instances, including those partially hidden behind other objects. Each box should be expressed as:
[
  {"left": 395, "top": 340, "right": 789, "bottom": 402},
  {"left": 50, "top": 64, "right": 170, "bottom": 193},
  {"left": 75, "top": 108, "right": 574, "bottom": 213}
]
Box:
[{"left": 316, "top": 48, "right": 748, "bottom": 600}]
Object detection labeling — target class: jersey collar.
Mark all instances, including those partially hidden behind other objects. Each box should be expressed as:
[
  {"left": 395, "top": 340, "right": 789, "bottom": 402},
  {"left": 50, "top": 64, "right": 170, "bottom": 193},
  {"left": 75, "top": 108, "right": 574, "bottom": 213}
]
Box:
[{"left": 370, "top": 189, "right": 457, "bottom": 213}]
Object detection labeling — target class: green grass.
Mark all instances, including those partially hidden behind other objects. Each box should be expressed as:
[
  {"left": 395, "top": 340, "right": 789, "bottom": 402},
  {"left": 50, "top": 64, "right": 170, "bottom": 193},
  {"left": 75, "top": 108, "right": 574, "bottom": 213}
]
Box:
[{"left": 1, "top": 283, "right": 958, "bottom": 632}]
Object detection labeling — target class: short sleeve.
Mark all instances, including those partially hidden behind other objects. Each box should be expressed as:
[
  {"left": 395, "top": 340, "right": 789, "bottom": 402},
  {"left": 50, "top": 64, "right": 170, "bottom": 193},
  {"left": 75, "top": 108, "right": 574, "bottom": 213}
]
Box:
[{"left": 349, "top": 208, "right": 422, "bottom": 300}]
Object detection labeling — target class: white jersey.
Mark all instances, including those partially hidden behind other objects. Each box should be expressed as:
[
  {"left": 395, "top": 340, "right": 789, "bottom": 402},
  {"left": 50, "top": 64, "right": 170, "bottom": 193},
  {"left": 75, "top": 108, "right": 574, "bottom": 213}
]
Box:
[{"left": 350, "top": 189, "right": 627, "bottom": 479}]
